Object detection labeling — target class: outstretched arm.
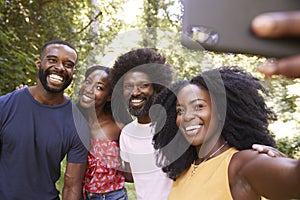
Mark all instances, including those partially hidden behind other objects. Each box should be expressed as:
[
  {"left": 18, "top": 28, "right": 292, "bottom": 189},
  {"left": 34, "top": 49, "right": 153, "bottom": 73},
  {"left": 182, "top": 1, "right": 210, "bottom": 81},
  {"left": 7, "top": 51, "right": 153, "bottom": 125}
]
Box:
[{"left": 235, "top": 150, "right": 300, "bottom": 199}]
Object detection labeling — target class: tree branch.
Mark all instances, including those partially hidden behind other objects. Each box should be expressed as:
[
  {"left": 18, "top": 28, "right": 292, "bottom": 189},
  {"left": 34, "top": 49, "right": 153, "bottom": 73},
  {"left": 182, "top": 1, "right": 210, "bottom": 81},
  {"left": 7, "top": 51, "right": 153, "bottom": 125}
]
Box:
[{"left": 67, "top": 11, "right": 102, "bottom": 40}]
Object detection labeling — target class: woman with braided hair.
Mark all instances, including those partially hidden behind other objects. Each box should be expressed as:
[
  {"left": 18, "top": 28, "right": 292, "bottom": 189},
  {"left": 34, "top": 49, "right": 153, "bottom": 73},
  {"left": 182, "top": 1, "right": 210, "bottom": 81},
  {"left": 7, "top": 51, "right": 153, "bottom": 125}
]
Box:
[{"left": 152, "top": 66, "right": 300, "bottom": 199}]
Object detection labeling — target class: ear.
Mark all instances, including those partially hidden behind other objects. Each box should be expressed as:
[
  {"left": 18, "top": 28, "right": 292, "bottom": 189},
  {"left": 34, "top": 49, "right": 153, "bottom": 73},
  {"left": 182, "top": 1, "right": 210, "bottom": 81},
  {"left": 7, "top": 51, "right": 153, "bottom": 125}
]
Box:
[{"left": 35, "top": 59, "right": 41, "bottom": 69}]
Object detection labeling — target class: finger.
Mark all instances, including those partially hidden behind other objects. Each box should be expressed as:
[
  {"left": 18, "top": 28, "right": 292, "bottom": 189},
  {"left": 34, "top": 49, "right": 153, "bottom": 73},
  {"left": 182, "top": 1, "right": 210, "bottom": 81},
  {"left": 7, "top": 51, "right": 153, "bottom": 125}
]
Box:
[
  {"left": 259, "top": 55, "right": 300, "bottom": 78},
  {"left": 252, "top": 144, "right": 264, "bottom": 152},
  {"left": 258, "top": 59, "right": 278, "bottom": 78},
  {"left": 252, "top": 144, "right": 277, "bottom": 157},
  {"left": 267, "top": 151, "right": 276, "bottom": 157},
  {"left": 251, "top": 11, "right": 300, "bottom": 38},
  {"left": 16, "top": 84, "right": 23, "bottom": 90}
]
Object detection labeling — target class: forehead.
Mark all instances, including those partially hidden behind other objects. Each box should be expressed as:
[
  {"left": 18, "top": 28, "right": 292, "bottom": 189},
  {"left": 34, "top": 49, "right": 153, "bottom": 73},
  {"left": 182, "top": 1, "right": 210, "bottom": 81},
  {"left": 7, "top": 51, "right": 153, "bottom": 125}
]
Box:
[
  {"left": 42, "top": 44, "right": 77, "bottom": 61},
  {"left": 177, "top": 84, "right": 210, "bottom": 103},
  {"left": 123, "top": 71, "right": 151, "bottom": 83},
  {"left": 88, "top": 70, "right": 109, "bottom": 81}
]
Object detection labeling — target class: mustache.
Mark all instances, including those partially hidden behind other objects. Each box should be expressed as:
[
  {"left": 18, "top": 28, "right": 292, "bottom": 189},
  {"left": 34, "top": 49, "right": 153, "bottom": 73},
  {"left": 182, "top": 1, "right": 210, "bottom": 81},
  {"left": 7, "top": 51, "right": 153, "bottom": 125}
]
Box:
[
  {"left": 46, "top": 69, "right": 67, "bottom": 77},
  {"left": 127, "top": 95, "right": 147, "bottom": 105},
  {"left": 128, "top": 94, "right": 147, "bottom": 101}
]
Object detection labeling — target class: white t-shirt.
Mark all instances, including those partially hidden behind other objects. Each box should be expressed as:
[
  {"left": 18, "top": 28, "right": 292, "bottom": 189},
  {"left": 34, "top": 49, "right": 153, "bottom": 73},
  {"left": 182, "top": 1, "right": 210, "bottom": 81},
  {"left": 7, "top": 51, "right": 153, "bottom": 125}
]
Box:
[{"left": 120, "top": 119, "right": 173, "bottom": 200}]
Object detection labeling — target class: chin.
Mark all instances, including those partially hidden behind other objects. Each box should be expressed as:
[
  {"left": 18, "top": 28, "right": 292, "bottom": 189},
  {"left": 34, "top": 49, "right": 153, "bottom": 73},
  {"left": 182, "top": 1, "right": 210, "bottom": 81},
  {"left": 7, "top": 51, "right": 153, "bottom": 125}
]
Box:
[{"left": 184, "top": 134, "right": 204, "bottom": 146}]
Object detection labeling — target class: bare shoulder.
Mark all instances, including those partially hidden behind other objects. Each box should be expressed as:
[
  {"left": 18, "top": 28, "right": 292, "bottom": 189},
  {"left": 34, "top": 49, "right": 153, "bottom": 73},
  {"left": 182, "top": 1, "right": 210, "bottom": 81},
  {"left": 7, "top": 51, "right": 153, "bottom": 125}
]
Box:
[
  {"left": 230, "top": 149, "right": 271, "bottom": 171},
  {"left": 229, "top": 148, "right": 286, "bottom": 187},
  {"left": 229, "top": 149, "right": 274, "bottom": 183},
  {"left": 228, "top": 149, "right": 272, "bottom": 199}
]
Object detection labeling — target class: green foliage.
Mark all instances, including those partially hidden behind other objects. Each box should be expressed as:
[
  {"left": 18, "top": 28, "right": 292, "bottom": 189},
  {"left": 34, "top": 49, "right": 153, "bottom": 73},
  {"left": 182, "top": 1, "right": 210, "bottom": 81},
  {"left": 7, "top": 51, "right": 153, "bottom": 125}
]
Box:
[
  {"left": 266, "top": 79, "right": 300, "bottom": 122},
  {"left": 0, "top": 0, "right": 85, "bottom": 94},
  {"left": 125, "top": 183, "right": 137, "bottom": 200},
  {"left": 276, "top": 134, "right": 300, "bottom": 158},
  {"left": 56, "top": 157, "right": 67, "bottom": 199},
  {"left": 0, "top": 0, "right": 125, "bottom": 95},
  {"left": 0, "top": 30, "right": 35, "bottom": 94}
]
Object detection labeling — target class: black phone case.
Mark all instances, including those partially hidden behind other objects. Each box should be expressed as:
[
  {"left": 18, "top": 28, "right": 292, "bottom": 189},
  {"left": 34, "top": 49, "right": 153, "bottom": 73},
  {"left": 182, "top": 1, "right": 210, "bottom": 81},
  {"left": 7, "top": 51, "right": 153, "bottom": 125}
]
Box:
[{"left": 181, "top": 0, "right": 300, "bottom": 58}]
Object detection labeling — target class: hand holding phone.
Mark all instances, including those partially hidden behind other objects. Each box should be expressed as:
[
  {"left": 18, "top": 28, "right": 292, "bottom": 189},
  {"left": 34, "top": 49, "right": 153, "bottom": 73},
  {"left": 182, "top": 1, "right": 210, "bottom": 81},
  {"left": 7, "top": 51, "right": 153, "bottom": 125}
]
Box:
[{"left": 252, "top": 11, "right": 300, "bottom": 78}]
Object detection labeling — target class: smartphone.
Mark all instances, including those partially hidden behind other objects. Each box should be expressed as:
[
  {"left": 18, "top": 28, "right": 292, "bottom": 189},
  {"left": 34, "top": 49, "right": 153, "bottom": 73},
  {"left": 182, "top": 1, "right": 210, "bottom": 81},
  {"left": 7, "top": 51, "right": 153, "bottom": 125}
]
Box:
[{"left": 181, "top": 0, "right": 300, "bottom": 58}]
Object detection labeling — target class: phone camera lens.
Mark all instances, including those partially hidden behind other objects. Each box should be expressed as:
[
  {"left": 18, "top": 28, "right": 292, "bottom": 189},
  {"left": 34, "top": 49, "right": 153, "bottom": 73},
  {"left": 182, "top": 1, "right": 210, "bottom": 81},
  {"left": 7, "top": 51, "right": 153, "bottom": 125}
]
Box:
[{"left": 190, "top": 26, "right": 219, "bottom": 45}]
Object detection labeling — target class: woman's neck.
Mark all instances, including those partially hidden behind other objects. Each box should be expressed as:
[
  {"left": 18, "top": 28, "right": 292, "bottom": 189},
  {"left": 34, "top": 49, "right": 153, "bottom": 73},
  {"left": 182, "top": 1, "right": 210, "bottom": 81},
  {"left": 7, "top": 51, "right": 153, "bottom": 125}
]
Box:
[{"left": 195, "top": 137, "right": 229, "bottom": 164}]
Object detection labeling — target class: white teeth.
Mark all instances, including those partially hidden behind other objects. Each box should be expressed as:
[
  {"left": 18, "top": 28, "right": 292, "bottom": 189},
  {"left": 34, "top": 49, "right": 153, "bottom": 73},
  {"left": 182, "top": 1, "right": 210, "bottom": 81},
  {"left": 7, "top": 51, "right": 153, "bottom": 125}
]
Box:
[
  {"left": 49, "top": 74, "right": 63, "bottom": 82},
  {"left": 131, "top": 99, "right": 142, "bottom": 103},
  {"left": 186, "top": 125, "right": 202, "bottom": 131},
  {"left": 82, "top": 94, "right": 93, "bottom": 100}
]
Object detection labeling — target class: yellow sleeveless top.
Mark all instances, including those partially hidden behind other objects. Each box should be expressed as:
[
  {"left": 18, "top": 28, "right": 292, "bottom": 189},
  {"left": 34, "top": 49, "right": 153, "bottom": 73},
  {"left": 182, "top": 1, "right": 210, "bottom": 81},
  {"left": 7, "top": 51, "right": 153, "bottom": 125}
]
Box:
[{"left": 168, "top": 147, "right": 238, "bottom": 200}]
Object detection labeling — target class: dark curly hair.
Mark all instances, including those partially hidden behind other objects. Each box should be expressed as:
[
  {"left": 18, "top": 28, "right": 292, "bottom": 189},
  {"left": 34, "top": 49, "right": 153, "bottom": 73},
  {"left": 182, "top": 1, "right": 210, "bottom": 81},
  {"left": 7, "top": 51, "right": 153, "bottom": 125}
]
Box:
[
  {"left": 152, "top": 66, "right": 277, "bottom": 180},
  {"left": 109, "top": 48, "right": 173, "bottom": 124},
  {"left": 77, "top": 65, "right": 112, "bottom": 118}
]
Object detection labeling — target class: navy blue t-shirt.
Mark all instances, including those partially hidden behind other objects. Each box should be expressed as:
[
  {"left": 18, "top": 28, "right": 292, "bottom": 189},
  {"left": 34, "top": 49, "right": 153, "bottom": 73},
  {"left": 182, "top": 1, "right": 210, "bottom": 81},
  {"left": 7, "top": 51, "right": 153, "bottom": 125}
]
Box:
[{"left": 0, "top": 88, "right": 89, "bottom": 199}]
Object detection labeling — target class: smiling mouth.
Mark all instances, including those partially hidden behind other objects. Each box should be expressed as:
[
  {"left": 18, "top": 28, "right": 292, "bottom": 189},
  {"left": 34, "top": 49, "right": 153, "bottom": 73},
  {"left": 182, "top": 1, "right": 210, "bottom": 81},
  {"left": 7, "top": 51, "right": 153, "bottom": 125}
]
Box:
[
  {"left": 130, "top": 98, "right": 144, "bottom": 107},
  {"left": 186, "top": 125, "right": 202, "bottom": 131},
  {"left": 81, "top": 94, "right": 94, "bottom": 102},
  {"left": 49, "top": 74, "right": 64, "bottom": 83}
]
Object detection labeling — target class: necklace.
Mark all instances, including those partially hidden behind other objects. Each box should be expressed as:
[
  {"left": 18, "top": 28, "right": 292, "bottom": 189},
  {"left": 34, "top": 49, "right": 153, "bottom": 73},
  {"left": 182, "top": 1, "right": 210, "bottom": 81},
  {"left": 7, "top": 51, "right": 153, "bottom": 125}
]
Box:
[{"left": 191, "top": 141, "right": 228, "bottom": 177}]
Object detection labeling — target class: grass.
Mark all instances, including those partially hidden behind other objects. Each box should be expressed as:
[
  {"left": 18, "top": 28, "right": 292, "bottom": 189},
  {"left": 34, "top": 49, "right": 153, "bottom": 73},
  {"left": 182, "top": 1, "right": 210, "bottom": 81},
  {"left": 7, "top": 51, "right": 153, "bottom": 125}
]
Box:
[{"left": 125, "top": 183, "right": 137, "bottom": 200}]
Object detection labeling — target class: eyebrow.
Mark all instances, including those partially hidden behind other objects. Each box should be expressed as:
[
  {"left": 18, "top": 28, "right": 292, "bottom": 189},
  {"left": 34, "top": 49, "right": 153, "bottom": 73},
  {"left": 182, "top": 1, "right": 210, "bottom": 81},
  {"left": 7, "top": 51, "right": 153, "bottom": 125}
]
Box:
[
  {"left": 123, "top": 81, "right": 151, "bottom": 84},
  {"left": 46, "top": 55, "right": 57, "bottom": 59},
  {"left": 176, "top": 98, "right": 206, "bottom": 106},
  {"left": 46, "top": 55, "right": 75, "bottom": 65},
  {"left": 97, "top": 82, "right": 106, "bottom": 86},
  {"left": 86, "top": 77, "right": 106, "bottom": 85},
  {"left": 191, "top": 98, "right": 206, "bottom": 103}
]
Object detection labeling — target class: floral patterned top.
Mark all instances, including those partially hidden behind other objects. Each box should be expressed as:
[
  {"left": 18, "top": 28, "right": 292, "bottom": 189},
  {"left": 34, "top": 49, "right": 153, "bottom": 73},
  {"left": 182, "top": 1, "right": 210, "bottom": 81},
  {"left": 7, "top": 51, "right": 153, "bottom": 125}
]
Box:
[{"left": 83, "top": 138, "right": 125, "bottom": 194}]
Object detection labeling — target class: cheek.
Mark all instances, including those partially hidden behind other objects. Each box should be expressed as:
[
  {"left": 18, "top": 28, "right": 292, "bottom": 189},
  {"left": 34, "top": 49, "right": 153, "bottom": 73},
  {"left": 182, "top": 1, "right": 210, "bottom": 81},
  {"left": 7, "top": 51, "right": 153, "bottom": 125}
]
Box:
[
  {"left": 68, "top": 69, "right": 75, "bottom": 76},
  {"left": 79, "top": 87, "right": 85, "bottom": 96},
  {"left": 205, "top": 114, "right": 220, "bottom": 135},
  {"left": 95, "top": 92, "right": 110, "bottom": 102},
  {"left": 206, "top": 114, "right": 212, "bottom": 124},
  {"left": 123, "top": 90, "right": 131, "bottom": 98},
  {"left": 94, "top": 91, "right": 103, "bottom": 99},
  {"left": 201, "top": 109, "right": 212, "bottom": 122},
  {"left": 176, "top": 115, "right": 182, "bottom": 129}
]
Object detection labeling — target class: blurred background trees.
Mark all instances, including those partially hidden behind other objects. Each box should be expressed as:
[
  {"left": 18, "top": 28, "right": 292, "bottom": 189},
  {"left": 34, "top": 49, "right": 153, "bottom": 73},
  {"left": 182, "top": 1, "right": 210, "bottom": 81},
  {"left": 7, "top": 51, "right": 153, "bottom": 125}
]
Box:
[{"left": 0, "top": 0, "right": 125, "bottom": 95}]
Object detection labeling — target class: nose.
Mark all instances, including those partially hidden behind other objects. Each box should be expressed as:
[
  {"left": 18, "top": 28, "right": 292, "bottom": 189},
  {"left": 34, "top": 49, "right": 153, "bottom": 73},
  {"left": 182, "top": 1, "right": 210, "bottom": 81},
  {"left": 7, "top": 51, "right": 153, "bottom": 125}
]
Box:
[
  {"left": 85, "top": 84, "right": 94, "bottom": 94},
  {"left": 183, "top": 109, "right": 195, "bottom": 122},
  {"left": 131, "top": 85, "right": 141, "bottom": 96},
  {"left": 55, "top": 61, "right": 65, "bottom": 71}
]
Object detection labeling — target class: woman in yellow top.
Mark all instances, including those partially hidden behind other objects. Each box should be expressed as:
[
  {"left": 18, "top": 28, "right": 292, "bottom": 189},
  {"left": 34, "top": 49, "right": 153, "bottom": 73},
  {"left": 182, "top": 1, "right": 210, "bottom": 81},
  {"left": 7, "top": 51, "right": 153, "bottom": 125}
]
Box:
[{"left": 151, "top": 66, "right": 300, "bottom": 199}]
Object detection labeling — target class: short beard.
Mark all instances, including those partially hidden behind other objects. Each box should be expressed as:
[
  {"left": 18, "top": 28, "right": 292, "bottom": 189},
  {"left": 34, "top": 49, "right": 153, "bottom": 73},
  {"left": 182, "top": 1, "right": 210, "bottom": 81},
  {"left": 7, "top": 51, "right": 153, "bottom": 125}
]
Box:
[
  {"left": 39, "top": 67, "right": 72, "bottom": 93},
  {"left": 128, "top": 95, "right": 155, "bottom": 117}
]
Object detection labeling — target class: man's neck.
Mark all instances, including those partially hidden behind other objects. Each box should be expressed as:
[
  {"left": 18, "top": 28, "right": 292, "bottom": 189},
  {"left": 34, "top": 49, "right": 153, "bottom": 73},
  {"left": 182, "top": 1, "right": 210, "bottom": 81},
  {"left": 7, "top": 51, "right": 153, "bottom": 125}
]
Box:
[
  {"left": 137, "top": 114, "right": 151, "bottom": 124},
  {"left": 28, "top": 85, "right": 67, "bottom": 106}
]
